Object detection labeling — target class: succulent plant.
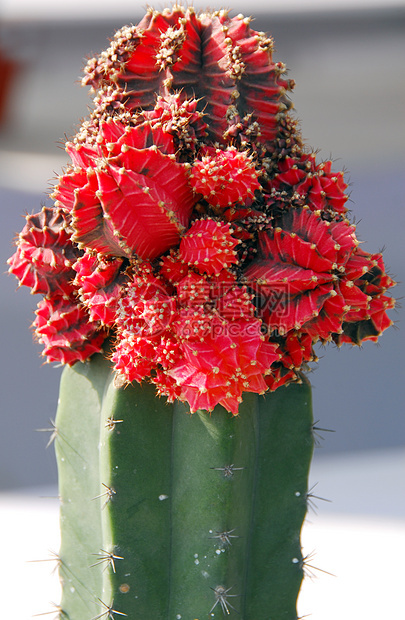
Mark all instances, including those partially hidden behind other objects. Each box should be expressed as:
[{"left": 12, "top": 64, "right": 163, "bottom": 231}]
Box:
[{"left": 8, "top": 5, "right": 395, "bottom": 619}]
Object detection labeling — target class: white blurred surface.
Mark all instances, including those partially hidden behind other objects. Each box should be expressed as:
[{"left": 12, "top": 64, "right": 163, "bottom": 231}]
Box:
[
  {"left": 0, "top": 493, "right": 61, "bottom": 618},
  {"left": 1, "top": 447, "right": 403, "bottom": 619},
  {"left": 0, "top": 150, "right": 68, "bottom": 194},
  {"left": 299, "top": 514, "right": 405, "bottom": 620}
]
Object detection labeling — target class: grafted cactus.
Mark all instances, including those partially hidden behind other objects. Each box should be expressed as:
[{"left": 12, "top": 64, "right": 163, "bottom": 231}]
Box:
[{"left": 8, "top": 6, "right": 395, "bottom": 619}]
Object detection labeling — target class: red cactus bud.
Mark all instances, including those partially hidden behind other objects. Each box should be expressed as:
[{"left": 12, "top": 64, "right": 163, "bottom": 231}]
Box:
[
  {"left": 116, "top": 264, "right": 175, "bottom": 336},
  {"left": 73, "top": 252, "right": 127, "bottom": 326},
  {"left": 179, "top": 218, "right": 240, "bottom": 276},
  {"left": 332, "top": 250, "right": 396, "bottom": 345},
  {"left": 265, "top": 365, "right": 298, "bottom": 392},
  {"left": 168, "top": 268, "right": 280, "bottom": 413},
  {"left": 168, "top": 320, "right": 280, "bottom": 415},
  {"left": 112, "top": 335, "right": 158, "bottom": 384},
  {"left": 159, "top": 250, "right": 189, "bottom": 285},
  {"left": 279, "top": 331, "right": 315, "bottom": 370},
  {"left": 8, "top": 206, "right": 79, "bottom": 297},
  {"left": 33, "top": 295, "right": 105, "bottom": 364},
  {"left": 52, "top": 119, "right": 196, "bottom": 259},
  {"left": 267, "top": 153, "right": 349, "bottom": 215},
  {"left": 111, "top": 264, "right": 179, "bottom": 384},
  {"left": 189, "top": 147, "right": 261, "bottom": 208},
  {"left": 143, "top": 94, "right": 207, "bottom": 154},
  {"left": 244, "top": 207, "right": 360, "bottom": 336},
  {"left": 81, "top": 7, "right": 293, "bottom": 146}
]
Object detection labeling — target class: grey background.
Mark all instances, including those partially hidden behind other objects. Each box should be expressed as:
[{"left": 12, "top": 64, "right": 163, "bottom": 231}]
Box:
[{"left": 1, "top": 4, "right": 404, "bottom": 489}]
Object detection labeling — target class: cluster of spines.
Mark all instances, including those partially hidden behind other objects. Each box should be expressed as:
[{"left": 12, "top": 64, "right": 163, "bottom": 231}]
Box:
[
  {"left": 189, "top": 147, "right": 262, "bottom": 209},
  {"left": 81, "top": 6, "right": 294, "bottom": 147}
]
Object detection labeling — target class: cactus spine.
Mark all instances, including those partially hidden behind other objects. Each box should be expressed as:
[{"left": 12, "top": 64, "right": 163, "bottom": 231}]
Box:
[{"left": 55, "top": 354, "right": 313, "bottom": 618}]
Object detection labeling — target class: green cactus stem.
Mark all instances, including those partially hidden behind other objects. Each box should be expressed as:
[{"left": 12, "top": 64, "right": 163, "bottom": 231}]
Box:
[{"left": 55, "top": 353, "right": 313, "bottom": 619}]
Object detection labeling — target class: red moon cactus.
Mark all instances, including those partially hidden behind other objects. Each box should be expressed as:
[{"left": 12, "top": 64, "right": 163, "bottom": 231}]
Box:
[{"left": 8, "top": 6, "right": 395, "bottom": 414}]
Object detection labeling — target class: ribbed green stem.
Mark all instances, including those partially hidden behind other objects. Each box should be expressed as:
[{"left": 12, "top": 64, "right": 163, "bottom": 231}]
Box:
[
  {"left": 55, "top": 354, "right": 313, "bottom": 619},
  {"left": 55, "top": 353, "right": 111, "bottom": 619},
  {"left": 99, "top": 371, "right": 173, "bottom": 617}
]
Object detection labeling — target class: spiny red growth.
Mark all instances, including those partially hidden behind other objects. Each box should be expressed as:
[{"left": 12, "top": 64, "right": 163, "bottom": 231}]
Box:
[
  {"left": 159, "top": 250, "right": 189, "bottom": 285},
  {"left": 266, "top": 153, "right": 349, "bottom": 215},
  {"left": 189, "top": 147, "right": 261, "bottom": 208},
  {"left": 168, "top": 323, "right": 280, "bottom": 414},
  {"left": 81, "top": 7, "right": 293, "bottom": 146},
  {"left": 8, "top": 207, "right": 79, "bottom": 297},
  {"left": 245, "top": 207, "right": 395, "bottom": 345},
  {"left": 333, "top": 249, "right": 396, "bottom": 345},
  {"left": 143, "top": 94, "right": 207, "bottom": 154},
  {"left": 116, "top": 264, "right": 176, "bottom": 337},
  {"left": 111, "top": 264, "right": 178, "bottom": 383},
  {"left": 112, "top": 265, "right": 281, "bottom": 414},
  {"left": 179, "top": 218, "right": 240, "bottom": 276},
  {"left": 170, "top": 270, "right": 281, "bottom": 414},
  {"left": 73, "top": 252, "right": 127, "bottom": 326},
  {"left": 265, "top": 331, "right": 316, "bottom": 391},
  {"left": 174, "top": 270, "right": 257, "bottom": 335},
  {"left": 52, "top": 114, "right": 196, "bottom": 259},
  {"left": 280, "top": 331, "right": 315, "bottom": 370},
  {"left": 33, "top": 295, "right": 105, "bottom": 365},
  {"left": 9, "top": 7, "right": 396, "bottom": 414},
  {"left": 247, "top": 208, "right": 350, "bottom": 335}
]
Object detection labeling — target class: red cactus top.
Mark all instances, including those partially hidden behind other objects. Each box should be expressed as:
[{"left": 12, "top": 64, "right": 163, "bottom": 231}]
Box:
[{"left": 8, "top": 7, "right": 395, "bottom": 414}]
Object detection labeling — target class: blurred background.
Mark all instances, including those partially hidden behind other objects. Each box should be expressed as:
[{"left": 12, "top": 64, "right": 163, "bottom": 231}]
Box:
[{"left": 0, "top": 2, "right": 404, "bottom": 619}]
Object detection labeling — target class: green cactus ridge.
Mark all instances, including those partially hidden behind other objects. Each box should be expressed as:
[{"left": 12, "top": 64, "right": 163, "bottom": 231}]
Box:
[{"left": 55, "top": 353, "right": 313, "bottom": 619}]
